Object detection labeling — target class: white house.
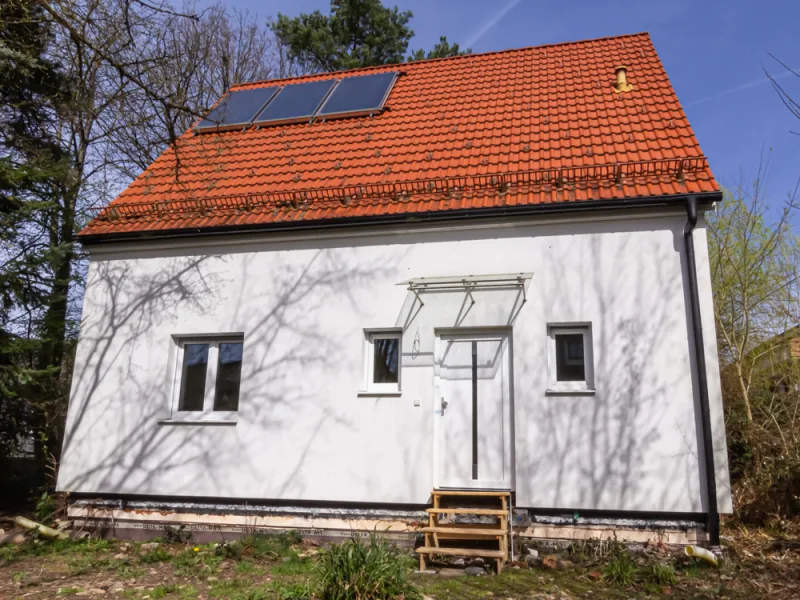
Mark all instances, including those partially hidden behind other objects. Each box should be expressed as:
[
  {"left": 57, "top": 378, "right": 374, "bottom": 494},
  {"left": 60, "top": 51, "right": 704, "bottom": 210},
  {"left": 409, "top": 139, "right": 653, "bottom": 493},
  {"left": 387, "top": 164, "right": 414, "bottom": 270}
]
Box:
[{"left": 58, "top": 32, "right": 732, "bottom": 547}]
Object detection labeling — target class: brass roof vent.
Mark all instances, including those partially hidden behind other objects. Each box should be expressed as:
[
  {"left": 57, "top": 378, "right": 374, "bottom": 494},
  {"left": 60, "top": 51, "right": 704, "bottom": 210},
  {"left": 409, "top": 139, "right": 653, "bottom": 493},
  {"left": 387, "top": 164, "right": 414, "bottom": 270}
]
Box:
[{"left": 614, "top": 65, "right": 633, "bottom": 93}]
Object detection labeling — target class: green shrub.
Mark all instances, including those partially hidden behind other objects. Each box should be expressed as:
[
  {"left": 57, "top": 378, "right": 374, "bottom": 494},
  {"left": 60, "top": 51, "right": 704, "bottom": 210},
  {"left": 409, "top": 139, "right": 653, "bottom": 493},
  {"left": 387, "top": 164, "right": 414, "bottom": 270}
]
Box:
[
  {"left": 35, "top": 491, "right": 58, "bottom": 524},
  {"left": 639, "top": 560, "right": 677, "bottom": 585},
  {"left": 601, "top": 550, "right": 636, "bottom": 586},
  {"left": 163, "top": 525, "right": 192, "bottom": 544},
  {"left": 216, "top": 541, "right": 243, "bottom": 560},
  {"left": 317, "top": 533, "right": 418, "bottom": 600},
  {"left": 565, "top": 539, "right": 591, "bottom": 562}
]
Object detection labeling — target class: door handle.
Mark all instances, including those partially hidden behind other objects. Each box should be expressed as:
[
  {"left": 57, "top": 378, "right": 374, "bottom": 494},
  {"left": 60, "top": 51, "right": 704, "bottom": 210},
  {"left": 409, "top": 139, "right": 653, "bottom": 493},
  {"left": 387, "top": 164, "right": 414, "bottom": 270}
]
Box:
[{"left": 441, "top": 397, "right": 448, "bottom": 411}]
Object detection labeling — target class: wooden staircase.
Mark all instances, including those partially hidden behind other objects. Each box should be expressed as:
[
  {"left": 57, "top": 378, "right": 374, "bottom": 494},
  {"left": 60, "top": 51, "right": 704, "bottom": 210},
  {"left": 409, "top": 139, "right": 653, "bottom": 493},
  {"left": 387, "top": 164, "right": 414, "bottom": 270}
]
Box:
[{"left": 416, "top": 490, "right": 510, "bottom": 573}]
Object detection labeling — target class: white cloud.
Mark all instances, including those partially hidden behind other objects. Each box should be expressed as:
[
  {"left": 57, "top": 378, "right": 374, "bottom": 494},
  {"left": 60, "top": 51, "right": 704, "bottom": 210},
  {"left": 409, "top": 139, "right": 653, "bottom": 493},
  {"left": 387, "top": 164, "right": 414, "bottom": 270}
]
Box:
[
  {"left": 463, "top": 0, "right": 522, "bottom": 48},
  {"left": 684, "top": 68, "right": 799, "bottom": 108}
]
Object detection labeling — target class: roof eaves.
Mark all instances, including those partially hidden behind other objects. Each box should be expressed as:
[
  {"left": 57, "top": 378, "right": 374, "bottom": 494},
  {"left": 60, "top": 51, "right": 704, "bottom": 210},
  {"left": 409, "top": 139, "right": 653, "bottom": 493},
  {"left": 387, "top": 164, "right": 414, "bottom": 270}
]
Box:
[{"left": 78, "top": 189, "right": 721, "bottom": 246}]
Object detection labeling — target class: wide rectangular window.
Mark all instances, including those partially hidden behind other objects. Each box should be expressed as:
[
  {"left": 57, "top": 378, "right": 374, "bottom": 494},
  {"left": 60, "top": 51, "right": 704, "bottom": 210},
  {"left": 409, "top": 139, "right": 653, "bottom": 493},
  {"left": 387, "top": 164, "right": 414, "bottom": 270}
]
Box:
[
  {"left": 170, "top": 335, "right": 244, "bottom": 422},
  {"left": 547, "top": 324, "right": 594, "bottom": 394},
  {"left": 362, "top": 330, "right": 402, "bottom": 394}
]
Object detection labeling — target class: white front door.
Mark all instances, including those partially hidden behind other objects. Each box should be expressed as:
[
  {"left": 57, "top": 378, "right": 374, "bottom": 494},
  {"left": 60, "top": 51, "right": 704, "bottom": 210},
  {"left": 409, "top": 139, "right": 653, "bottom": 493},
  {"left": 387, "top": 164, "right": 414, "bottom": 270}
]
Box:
[{"left": 434, "top": 331, "right": 513, "bottom": 490}]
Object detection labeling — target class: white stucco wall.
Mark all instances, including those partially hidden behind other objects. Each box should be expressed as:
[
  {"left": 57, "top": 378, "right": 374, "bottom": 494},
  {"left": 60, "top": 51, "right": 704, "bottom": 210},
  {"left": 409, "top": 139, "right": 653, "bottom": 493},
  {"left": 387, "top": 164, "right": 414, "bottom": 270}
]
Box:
[{"left": 57, "top": 209, "right": 732, "bottom": 514}]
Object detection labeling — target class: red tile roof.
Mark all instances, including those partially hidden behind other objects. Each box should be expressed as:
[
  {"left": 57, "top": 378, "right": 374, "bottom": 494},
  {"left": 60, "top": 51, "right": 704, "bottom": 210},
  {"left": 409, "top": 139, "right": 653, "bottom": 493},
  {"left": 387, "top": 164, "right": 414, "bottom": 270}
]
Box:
[{"left": 81, "top": 32, "right": 718, "bottom": 238}]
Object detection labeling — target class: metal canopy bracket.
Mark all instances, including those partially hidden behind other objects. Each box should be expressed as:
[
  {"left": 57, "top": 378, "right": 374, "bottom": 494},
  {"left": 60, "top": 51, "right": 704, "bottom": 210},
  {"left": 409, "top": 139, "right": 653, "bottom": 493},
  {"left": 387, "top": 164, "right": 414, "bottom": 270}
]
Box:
[{"left": 399, "top": 272, "right": 533, "bottom": 306}]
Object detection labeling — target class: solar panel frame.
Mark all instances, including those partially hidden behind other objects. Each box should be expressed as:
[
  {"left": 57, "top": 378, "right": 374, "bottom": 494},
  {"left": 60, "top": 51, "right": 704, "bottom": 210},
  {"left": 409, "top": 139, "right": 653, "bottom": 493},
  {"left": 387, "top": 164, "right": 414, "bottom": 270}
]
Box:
[
  {"left": 195, "top": 87, "right": 280, "bottom": 133},
  {"left": 315, "top": 72, "right": 399, "bottom": 120},
  {"left": 252, "top": 79, "right": 338, "bottom": 126}
]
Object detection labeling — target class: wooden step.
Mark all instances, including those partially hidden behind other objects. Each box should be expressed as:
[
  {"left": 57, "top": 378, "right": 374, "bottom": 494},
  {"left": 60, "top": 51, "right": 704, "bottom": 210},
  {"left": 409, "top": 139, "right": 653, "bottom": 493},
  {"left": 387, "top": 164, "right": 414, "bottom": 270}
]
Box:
[
  {"left": 416, "top": 546, "right": 506, "bottom": 558},
  {"left": 421, "top": 526, "right": 506, "bottom": 536},
  {"left": 426, "top": 507, "right": 507, "bottom": 516},
  {"left": 433, "top": 490, "right": 510, "bottom": 497}
]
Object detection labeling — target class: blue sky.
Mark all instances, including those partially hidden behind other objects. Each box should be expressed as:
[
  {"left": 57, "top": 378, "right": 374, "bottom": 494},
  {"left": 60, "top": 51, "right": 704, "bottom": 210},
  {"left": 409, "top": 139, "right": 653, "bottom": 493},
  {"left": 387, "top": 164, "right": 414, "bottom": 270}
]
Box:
[{"left": 224, "top": 0, "right": 799, "bottom": 204}]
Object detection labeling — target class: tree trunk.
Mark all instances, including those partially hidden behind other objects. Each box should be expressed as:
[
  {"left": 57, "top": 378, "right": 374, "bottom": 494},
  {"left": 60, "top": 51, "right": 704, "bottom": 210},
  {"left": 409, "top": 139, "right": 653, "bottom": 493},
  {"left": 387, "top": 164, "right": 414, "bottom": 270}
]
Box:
[
  {"left": 735, "top": 363, "right": 754, "bottom": 422},
  {"left": 34, "top": 185, "right": 76, "bottom": 474}
]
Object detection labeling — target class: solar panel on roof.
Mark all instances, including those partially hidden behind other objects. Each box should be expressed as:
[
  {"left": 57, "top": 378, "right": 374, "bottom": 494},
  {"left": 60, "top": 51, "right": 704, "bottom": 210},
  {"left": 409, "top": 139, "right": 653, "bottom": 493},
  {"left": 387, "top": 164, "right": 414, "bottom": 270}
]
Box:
[
  {"left": 195, "top": 87, "right": 279, "bottom": 132},
  {"left": 253, "top": 79, "right": 337, "bottom": 125},
  {"left": 316, "top": 72, "right": 398, "bottom": 119}
]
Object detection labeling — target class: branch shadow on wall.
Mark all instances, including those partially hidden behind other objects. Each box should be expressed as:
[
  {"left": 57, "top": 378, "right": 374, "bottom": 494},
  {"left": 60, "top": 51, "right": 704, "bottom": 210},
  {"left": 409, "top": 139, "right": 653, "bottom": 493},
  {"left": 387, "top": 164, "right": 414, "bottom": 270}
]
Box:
[
  {"left": 58, "top": 244, "right": 402, "bottom": 502},
  {"left": 514, "top": 219, "right": 710, "bottom": 515}
]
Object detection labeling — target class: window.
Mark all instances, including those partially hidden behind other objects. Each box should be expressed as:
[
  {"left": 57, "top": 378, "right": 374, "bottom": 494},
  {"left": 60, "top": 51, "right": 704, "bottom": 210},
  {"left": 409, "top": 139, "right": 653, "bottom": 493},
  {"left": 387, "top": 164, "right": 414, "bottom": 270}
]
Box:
[
  {"left": 169, "top": 335, "right": 244, "bottom": 422},
  {"left": 361, "top": 330, "right": 402, "bottom": 394},
  {"left": 547, "top": 324, "right": 594, "bottom": 394}
]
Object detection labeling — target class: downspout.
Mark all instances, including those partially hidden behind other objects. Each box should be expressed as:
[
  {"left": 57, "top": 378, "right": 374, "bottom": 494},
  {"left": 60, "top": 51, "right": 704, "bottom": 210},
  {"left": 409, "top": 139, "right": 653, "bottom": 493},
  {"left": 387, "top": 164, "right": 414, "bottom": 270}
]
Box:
[{"left": 683, "top": 196, "right": 720, "bottom": 545}]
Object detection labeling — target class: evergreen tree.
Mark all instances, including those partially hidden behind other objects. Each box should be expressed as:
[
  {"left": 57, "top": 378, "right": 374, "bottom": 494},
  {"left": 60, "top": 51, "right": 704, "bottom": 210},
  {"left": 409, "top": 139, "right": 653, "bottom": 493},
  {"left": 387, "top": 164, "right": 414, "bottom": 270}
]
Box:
[
  {"left": 272, "top": 0, "right": 467, "bottom": 73},
  {"left": 0, "top": 0, "right": 73, "bottom": 499},
  {"left": 409, "top": 36, "right": 470, "bottom": 61}
]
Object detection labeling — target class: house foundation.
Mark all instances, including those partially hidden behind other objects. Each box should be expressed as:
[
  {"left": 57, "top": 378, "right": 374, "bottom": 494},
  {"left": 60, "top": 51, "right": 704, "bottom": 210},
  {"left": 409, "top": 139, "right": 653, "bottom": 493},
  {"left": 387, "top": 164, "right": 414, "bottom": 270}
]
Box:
[{"left": 66, "top": 497, "right": 708, "bottom": 546}]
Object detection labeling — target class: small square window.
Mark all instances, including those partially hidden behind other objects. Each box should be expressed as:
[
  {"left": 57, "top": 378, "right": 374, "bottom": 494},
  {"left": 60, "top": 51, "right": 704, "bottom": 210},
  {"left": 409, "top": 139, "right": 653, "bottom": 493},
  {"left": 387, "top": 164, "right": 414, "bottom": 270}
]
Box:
[
  {"left": 362, "top": 330, "right": 402, "bottom": 394},
  {"left": 170, "top": 335, "right": 244, "bottom": 421},
  {"left": 547, "top": 324, "right": 594, "bottom": 394},
  {"left": 555, "top": 334, "right": 585, "bottom": 381}
]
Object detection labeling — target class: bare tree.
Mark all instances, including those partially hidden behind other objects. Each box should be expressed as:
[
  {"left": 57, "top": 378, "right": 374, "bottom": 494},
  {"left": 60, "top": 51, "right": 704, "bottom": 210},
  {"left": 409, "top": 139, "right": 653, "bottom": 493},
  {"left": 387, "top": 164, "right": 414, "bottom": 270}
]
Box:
[
  {"left": 104, "top": 4, "right": 290, "bottom": 179},
  {"left": 2, "top": 0, "right": 289, "bottom": 489},
  {"left": 709, "top": 171, "right": 799, "bottom": 422},
  {"left": 766, "top": 54, "right": 800, "bottom": 135},
  {"left": 709, "top": 168, "right": 800, "bottom": 520}
]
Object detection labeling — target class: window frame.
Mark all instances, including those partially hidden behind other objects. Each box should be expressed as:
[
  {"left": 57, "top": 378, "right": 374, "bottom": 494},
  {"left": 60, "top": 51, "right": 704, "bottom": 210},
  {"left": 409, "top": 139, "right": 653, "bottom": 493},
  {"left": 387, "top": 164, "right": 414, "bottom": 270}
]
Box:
[
  {"left": 546, "top": 324, "right": 595, "bottom": 394},
  {"left": 360, "top": 329, "right": 402, "bottom": 395},
  {"left": 167, "top": 334, "right": 245, "bottom": 423}
]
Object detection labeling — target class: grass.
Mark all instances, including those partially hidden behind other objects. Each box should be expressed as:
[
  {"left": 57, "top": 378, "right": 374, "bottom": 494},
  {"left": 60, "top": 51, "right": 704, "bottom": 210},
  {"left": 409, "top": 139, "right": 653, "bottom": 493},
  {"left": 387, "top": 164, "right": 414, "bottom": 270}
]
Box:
[
  {"left": 208, "top": 578, "right": 266, "bottom": 599},
  {"left": 415, "top": 567, "right": 603, "bottom": 600},
  {"left": 67, "top": 555, "right": 111, "bottom": 576},
  {"left": 639, "top": 560, "right": 677, "bottom": 585},
  {"left": 601, "top": 549, "right": 637, "bottom": 586},
  {"left": 272, "top": 555, "right": 315, "bottom": 576},
  {"left": 235, "top": 532, "right": 302, "bottom": 559},
  {"left": 235, "top": 558, "right": 266, "bottom": 575},
  {"left": 1, "top": 537, "right": 113, "bottom": 564},
  {"left": 274, "top": 580, "right": 317, "bottom": 600},
  {"left": 140, "top": 545, "right": 172, "bottom": 563},
  {"left": 172, "top": 546, "right": 223, "bottom": 576},
  {"left": 149, "top": 584, "right": 182, "bottom": 599},
  {"left": 317, "top": 533, "right": 419, "bottom": 600},
  {"left": 1, "top": 525, "right": 796, "bottom": 600},
  {"left": 115, "top": 563, "right": 146, "bottom": 579}
]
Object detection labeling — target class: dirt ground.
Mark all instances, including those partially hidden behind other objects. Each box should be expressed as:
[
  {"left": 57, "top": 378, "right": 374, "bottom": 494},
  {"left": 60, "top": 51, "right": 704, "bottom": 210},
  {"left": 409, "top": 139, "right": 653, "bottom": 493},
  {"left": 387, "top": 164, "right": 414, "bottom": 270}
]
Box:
[{"left": 0, "top": 521, "right": 798, "bottom": 599}]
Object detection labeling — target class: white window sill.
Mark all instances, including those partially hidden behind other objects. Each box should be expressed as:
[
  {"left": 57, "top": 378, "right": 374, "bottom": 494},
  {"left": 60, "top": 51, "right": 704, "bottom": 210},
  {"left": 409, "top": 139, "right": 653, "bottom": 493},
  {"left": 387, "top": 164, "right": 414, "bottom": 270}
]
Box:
[
  {"left": 357, "top": 390, "right": 402, "bottom": 397},
  {"left": 158, "top": 418, "right": 238, "bottom": 426},
  {"left": 545, "top": 388, "right": 596, "bottom": 396}
]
